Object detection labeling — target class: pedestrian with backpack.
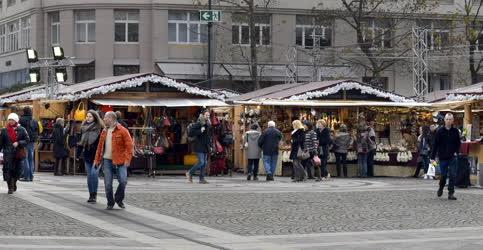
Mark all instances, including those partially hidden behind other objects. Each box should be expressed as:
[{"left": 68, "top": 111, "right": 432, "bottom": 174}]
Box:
[{"left": 19, "top": 107, "right": 39, "bottom": 182}]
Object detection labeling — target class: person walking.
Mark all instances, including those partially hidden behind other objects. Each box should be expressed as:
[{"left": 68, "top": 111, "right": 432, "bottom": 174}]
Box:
[
  {"left": 19, "top": 107, "right": 39, "bottom": 182},
  {"left": 367, "top": 120, "right": 377, "bottom": 177},
  {"left": 316, "top": 119, "right": 331, "bottom": 179},
  {"left": 431, "top": 113, "right": 461, "bottom": 200},
  {"left": 0, "top": 113, "right": 29, "bottom": 194},
  {"left": 290, "top": 120, "right": 306, "bottom": 182},
  {"left": 303, "top": 121, "right": 319, "bottom": 181},
  {"left": 78, "top": 110, "right": 104, "bottom": 203},
  {"left": 94, "top": 111, "right": 134, "bottom": 210},
  {"left": 244, "top": 124, "right": 262, "bottom": 181},
  {"left": 356, "top": 124, "right": 370, "bottom": 178},
  {"left": 333, "top": 124, "right": 352, "bottom": 178},
  {"left": 186, "top": 111, "right": 212, "bottom": 184},
  {"left": 52, "top": 118, "right": 69, "bottom": 176},
  {"left": 413, "top": 126, "right": 432, "bottom": 179},
  {"left": 258, "top": 121, "right": 282, "bottom": 181}
]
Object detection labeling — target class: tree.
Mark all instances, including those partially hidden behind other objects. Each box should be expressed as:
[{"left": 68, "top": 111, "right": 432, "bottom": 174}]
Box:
[
  {"left": 313, "top": 0, "right": 439, "bottom": 87},
  {"left": 461, "top": 0, "right": 483, "bottom": 84}
]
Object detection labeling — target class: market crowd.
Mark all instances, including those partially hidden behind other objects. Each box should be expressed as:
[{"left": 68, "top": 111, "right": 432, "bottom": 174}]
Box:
[{"left": 0, "top": 108, "right": 462, "bottom": 204}]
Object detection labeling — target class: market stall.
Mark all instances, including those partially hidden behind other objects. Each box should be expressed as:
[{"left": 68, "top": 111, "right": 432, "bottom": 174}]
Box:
[
  {"left": 229, "top": 80, "right": 434, "bottom": 177},
  {"left": 0, "top": 73, "right": 236, "bottom": 176}
]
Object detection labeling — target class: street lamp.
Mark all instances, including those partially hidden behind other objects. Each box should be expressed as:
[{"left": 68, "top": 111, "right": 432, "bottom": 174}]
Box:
[
  {"left": 55, "top": 68, "right": 68, "bottom": 83},
  {"left": 28, "top": 69, "right": 41, "bottom": 83},
  {"left": 52, "top": 46, "right": 65, "bottom": 60},
  {"left": 26, "top": 49, "right": 38, "bottom": 63}
]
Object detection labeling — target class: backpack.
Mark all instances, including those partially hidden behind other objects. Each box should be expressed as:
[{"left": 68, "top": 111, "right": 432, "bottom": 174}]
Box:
[
  {"left": 25, "top": 119, "right": 40, "bottom": 142},
  {"left": 187, "top": 123, "right": 196, "bottom": 142}
]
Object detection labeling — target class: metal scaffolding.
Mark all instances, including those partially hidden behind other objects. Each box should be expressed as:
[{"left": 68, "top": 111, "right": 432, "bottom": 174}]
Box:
[{"left": 412, "top": 27, "right": 429, "bottom": 101}]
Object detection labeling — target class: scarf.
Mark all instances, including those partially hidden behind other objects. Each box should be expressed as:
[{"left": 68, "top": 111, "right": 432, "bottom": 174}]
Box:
[
  {"left": 80, "top": 121, "right": 101, "bottom": 148},
  {"left": 7, "top": 123, "right": 18, "bottom": 143}
]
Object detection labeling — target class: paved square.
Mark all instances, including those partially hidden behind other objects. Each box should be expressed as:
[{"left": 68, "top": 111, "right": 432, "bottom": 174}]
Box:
[
  {"left": 0, "top": 194, "right": 117, "bottom": 237},
  {"left": 126, "top": 190, "right": 483, "bottom": 236}
]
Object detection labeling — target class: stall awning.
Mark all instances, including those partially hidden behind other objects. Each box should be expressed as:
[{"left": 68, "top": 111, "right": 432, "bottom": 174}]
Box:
[
  {"left": 91, "top": 98, "right": 228, "bottom": 107},
  {"left": 234, "top": 100, "right": 431, "bottom": 108}
]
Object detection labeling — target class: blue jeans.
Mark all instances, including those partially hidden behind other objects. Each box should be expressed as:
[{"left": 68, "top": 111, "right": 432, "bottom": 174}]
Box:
[
  {"left": 86, "top": 162, "right": 99, "bottom": 193},
  {"left": 103, "top": 159, "right": 128, "bottom": 206},
  {"left": 358, "top": 153, "right": 368, "bottom": 177},
  {"left": 189, "top": 153, "right": 208, "bottom": 181},
  {"left": 263, "top": 155, "right": 278, "bottom": 176},
  {"left": 439, "top": 157, "right": 457, "bottom": 192},
  {"left": 22, "top": 142, "right": 35, "bottom": 181}
]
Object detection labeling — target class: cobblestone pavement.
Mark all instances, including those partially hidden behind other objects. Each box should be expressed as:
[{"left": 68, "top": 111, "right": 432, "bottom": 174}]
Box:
[
  {"left": 0, "top": 173, "right": 481, "bottom": 249},
  {"left": 0, "top": 194, "right": 116, "bottom": 237},
  {"left": 125, "top": 190, "right": 483, "bottom": 236}
]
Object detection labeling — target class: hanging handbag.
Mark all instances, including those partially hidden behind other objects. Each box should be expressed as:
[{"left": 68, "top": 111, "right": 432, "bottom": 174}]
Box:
[
  {"left": 74, "top": 102, "right": 87, "bottom": 122},
  {"left": 313, "top": 155, "right": 321, "bottom": 166},
  {"left": 215, "top": 139, "right": 224, "bottom": 153},
  {"left": 297, "top": 146, "right": 310, "bottom": 160},
  {"left": 153, "top": 146, "right": 165, "bottom": 155},
  {"left": 163, "top": 116, "right": 171, "bottom": 127},
  {"left": 15, "top": 147, "right": 27, "bottom": 160}
]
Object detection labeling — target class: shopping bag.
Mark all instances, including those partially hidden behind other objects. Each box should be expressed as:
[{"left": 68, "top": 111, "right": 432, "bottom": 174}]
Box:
[
  {"left": 313, "top": 155, "right": 321, "bottom": 166},
  {"left": 427, "top": 164, "right": 436, "bottom": 177},
  {"left": 297, "top": 146, "right": 310, "bottom": 160}
]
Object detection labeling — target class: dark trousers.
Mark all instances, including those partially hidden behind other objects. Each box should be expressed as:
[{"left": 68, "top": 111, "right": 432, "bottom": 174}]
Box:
[
  {"left": 335, "top": 152, "right": 348, "bottom": 177},
  {"left": 247, "top": 159, "right": 260, "bottom": 176},
  {"left": 55, "top": 158, "right": 66, "bottom": 175},
  {"left": 303, "top": 158, "right": 314, "bottom": 179},
  {"left": 414, "top": 155, "right": 430, "bottom": 177},
  {"left": 367, "top": 150, "right": 375, "bottom": 177},
  {"left": 320, "top": 145, "right": 329, "bottom": 177},
  {"left": 439, "top": 157, "right": 457, "bottom": 193}
]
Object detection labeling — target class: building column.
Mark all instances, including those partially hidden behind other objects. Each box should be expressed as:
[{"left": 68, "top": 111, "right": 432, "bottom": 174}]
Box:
[
  {"left": 95, "top": 9, "right": 114, "bottom": 78},
  {"left": 140, "top": 9, "right": 153, "bottom": 73}
]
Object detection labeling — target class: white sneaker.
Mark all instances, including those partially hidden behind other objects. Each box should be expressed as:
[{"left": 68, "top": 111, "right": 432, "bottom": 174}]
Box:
[{"left": 423, "top": 175, "right": 428, "bottom": 179}]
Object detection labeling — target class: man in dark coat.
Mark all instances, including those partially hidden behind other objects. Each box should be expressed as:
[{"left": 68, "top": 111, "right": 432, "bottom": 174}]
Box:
[
  {"left": 19, "top": 106, "right": 38, "bottom": 182},
  {"left": 316, "top": 119, "right": 331, "bottom": 178},
  {"left": 258, "top": 121, "right": 282, "bottom": 181},
  {"left": 186, "top": 111, "right": 212, "bottom": 184},
  {"left": 431, "top": 113, "right": 461, "bottom": 200}
]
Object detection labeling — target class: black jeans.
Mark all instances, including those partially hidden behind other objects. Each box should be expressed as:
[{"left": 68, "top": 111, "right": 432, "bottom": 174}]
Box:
[
  {"left": 247, "top": 159, "right": 260, "bottom": 176},
  {"left": 303, "top": 157, "right": 314, "bottom": 179},
  {"left": 367, "top": 150, "right": 375, "bottom": 177},
  {"left": 335, "top": 152, "right": 348, "bottom": 177},
  {"left": 320, "top": 145, "right": 329, "bottom": 177}
]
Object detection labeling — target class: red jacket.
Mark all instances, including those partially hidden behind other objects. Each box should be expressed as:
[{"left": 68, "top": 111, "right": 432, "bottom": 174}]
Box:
[{"left": 94, "top": 124, "right": 133, "bottom": 167}]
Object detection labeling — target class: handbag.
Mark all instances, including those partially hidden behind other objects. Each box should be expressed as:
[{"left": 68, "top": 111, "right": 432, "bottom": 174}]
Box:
[
  {"left": 427, "top": 164, "right": 436, "bottom": 177},
  {"left": 152, "top": 147, "right": 165, "bottom": 155},
  {"left": 297, "top": 146, "right": 310, "bottom": 160},
  {"left": 74, "top": 102, "right": 87, "bottom": 122},
  {"left": 163, "top": 116, "right": 171, "bottom": 127},
  {"left": 16, "top": 147, "right": 27, "bottom": 160},
  {"left": 313, "top": 155, "right": 321, "bottom": 166},
  {"left": 215, "top": 139, "right": 224, "bottom": 153}
]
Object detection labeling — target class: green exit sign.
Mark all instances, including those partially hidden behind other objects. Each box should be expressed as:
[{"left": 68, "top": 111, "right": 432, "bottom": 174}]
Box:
[{"left": 200, "top": 10, "right": 222, "bottom": 22}]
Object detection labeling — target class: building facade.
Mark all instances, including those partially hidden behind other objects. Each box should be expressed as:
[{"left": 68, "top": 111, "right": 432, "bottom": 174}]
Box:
[{"left": 0, "top": 0, "right": 477, "bottom": 96}]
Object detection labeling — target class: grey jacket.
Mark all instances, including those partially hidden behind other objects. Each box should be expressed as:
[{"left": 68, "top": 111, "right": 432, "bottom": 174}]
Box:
[
  {"left": 333, "top": 132, "right": 352, "bottom": 154},
  {"left": 244, "top": 130, "right": 262, "bottom": 159}
]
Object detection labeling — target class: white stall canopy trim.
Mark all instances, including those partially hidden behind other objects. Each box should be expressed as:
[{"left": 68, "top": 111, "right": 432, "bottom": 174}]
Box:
[
  {"left": 234, "top": 100, "right": 431, "bottom": 107},
  {"left": 92, "top": 98, "right": 228, "bottom": 107}
]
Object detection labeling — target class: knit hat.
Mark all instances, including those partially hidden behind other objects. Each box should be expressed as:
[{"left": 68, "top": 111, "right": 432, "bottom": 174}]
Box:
[{"left": 7, "top": 113, "right": 19, "bottom": 123}]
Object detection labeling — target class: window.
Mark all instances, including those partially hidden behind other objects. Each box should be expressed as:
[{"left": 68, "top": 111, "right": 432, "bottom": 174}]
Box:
[
  {"left": 362, "top": 19, "right": 392, "bottom": 49},
  {"left": 0, "top": 1, "right": 3, "bottom": 9},
  {"left": 20, "top": 16, "right": 30, "bottom": 48},
  {"left": 113, "top": 65, "right": 139, "bottom": 76},
  {"left": 7, "top": 0, "right": 14, "bottom": 7},
  {"left": 168, "top": 11, "right": 208, "bottom": 44},
  {"left": 74, "top": 63, "right": 95, "bottom": 83},
  {"left": 295, "top": 16, "right": 332, "bottom": 48},
  {"left": 0, "top": 25, "right": 5, "bottom": 54},
  {"left": 114, "top": 10, "right": 139, "bottom": 43},
  {"left": 75, "top": 10, "right": 95, "bottom": 43},
  {"left": 232, "top": 14, "right": 270, "bottom": 45},
  {"left": 418, "top": 20, "right": 450, "bottom": 50},
  {"left": 0, "top": 69, "right": 28, "bottom": 89},
  {"left": 429, "top": 73, "right": 451, "bottom": 92},
  {"left": 6, "top": 21, "right": 19, "bottom": 52},
  {"left": 50, "top": 12, "right": 60, "bottom": 45}
]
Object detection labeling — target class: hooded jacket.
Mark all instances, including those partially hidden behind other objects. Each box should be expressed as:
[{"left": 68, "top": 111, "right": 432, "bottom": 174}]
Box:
[{"left": 244, "top": 130, "right": 262, "bottom": 159}]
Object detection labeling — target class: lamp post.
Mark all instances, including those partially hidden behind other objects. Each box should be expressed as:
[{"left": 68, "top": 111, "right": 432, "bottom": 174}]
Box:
[{"left": 25, "top": 46, "right": 75, "bottom": 99}]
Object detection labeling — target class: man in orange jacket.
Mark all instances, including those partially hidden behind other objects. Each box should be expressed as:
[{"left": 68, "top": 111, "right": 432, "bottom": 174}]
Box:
[{"left": 94, "top": 111, "right": 133, "bottom": 210}]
